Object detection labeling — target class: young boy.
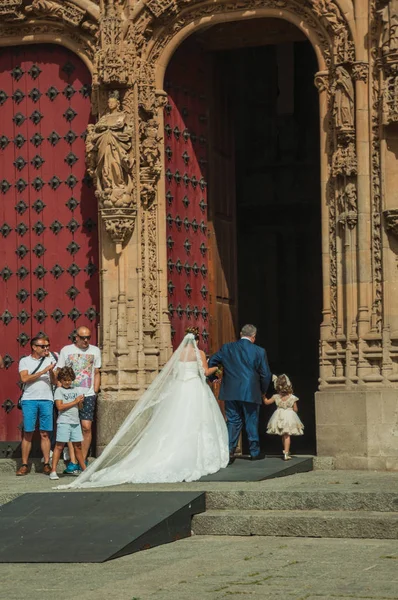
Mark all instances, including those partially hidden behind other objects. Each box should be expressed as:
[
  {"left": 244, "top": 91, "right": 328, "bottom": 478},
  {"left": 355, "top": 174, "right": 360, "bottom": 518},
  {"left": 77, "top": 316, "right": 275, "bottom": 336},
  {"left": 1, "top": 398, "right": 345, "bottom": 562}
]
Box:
[{"left": 49, "top": 367, "right": 87, "bottom": 480}]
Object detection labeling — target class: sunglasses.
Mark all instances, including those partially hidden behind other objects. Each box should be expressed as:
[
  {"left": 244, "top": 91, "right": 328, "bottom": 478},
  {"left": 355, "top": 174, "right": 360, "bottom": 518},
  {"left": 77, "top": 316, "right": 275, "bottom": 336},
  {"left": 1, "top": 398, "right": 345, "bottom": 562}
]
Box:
[
  {"left": 78, "top": 335, "right": 91, "bottom": 341},
  {"left": 35, "top": 344, "right": 50, "bottom": 348}
]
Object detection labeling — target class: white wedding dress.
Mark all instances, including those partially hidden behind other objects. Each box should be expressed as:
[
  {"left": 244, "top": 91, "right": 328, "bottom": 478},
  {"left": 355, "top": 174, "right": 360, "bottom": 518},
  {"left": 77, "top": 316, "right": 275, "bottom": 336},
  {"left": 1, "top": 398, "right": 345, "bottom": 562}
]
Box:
[{"left": 56, "top": 334, "right": 229, "bottom": 489}]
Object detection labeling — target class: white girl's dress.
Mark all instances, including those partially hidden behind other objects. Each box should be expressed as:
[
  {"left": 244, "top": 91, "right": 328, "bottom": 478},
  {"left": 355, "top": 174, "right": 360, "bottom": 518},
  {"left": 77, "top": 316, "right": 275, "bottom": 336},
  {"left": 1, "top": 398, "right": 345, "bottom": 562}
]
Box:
[{"left": 266, "top": 394, "right": 304, "bottom": 436}]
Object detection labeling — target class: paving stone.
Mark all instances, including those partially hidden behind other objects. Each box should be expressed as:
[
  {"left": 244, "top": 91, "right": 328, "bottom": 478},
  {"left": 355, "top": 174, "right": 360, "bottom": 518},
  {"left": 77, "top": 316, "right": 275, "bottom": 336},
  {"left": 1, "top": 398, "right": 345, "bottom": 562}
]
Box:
[{"left": 0, "top": 536, "right": 398, "bottom": 600}]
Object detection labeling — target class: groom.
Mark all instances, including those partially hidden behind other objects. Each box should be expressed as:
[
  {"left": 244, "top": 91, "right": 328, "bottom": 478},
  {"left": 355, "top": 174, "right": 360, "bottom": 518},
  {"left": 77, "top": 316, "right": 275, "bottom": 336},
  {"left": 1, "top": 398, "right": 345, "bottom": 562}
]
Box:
[{"left": 209, "top": 324, "right": 271, "bottom": 462}]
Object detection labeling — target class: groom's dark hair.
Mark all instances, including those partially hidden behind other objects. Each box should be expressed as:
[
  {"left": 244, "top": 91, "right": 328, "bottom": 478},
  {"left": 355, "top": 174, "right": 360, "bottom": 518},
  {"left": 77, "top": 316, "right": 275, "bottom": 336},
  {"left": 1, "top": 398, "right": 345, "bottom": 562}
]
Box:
[{"left": 240, "top": 324, "right": 257, "bottom": 338}]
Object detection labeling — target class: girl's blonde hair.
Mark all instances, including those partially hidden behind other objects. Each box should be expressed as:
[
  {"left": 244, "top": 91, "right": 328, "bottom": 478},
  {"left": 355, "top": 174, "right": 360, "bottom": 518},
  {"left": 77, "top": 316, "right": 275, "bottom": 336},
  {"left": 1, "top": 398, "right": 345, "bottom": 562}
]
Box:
[{"left": 275, "top": 374, "right": 293, "bottom": 396}]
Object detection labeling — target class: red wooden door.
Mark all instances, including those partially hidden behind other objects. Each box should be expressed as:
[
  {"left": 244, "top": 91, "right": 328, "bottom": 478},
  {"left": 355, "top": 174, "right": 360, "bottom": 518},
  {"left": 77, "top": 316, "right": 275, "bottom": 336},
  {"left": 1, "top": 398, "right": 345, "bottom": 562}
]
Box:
[
  {"left": 164, "top": 43, "right": 210, "bottom": 353},
  {"left": 208, "top": 52, "right": 238, "bottom": 353},
  {"left": 0, "top": 45, "right": 99, "bottom": 454}
]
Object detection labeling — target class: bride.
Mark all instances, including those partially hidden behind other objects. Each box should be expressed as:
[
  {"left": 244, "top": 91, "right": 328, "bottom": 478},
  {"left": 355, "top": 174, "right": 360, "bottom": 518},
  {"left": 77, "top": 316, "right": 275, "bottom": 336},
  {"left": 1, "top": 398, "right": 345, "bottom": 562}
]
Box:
[{"left": 57, "top": 327, "right": 229, "bottom": 489}]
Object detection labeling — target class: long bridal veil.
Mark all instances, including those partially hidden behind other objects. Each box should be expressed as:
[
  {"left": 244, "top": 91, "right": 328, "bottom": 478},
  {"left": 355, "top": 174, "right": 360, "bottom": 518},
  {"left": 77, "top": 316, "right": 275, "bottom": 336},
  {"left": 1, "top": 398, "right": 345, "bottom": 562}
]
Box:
[{"left": 56, "top": 333, "right": 227, "bottom": 489}]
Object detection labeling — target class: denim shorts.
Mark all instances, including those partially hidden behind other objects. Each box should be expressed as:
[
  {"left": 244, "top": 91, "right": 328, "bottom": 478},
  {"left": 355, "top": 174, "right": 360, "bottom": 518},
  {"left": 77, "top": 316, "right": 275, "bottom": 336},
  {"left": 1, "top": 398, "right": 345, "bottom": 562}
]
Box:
[
  {"left": 79, "top": 395, "right": 96, "bottom": 421},
  {"left": 21, "top": 400, "right": 53, "bottom": 432},
  {"left": 56, "top": 423, "right": 83, "bottom": 443}
]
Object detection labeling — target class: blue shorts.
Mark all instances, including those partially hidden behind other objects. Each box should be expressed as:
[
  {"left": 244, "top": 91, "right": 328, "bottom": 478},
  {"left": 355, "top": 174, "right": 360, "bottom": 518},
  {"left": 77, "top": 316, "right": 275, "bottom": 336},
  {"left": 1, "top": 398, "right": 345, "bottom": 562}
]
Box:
[
  {"left": 21, "top": 400, "right": 53, "bottom": 432},
  {"left": 56, "top": 423, "right": 83, "bottom": 443}
]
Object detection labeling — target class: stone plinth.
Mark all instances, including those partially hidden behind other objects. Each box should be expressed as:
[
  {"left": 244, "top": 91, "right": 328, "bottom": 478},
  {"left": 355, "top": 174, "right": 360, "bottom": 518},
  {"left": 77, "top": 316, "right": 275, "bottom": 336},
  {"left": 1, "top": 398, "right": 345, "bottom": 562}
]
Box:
[{"left": 315, "top": 390, "right": 398, "bottom": 471}]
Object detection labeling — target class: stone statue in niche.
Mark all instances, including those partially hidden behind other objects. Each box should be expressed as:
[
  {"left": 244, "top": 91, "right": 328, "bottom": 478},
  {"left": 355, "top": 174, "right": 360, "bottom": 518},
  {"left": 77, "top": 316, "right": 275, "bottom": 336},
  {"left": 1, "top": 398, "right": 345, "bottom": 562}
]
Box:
[
  {"left": 140, "top": 117, "right": 162, "bottom": 208},
  {"left": 379, "top": 0, "right": 398, "bottom": 56},
  {"left": 86, "top": 90, "right": 134, "bottom": 209},
  {"left": 333, "top": 67, "right": 354, "bottom": 131},
  {"left": 337, "top": 181, "right": 357, "bottom": 215},
  {"left": 141, "top": 118, "right": 161, "bottom": 171}
]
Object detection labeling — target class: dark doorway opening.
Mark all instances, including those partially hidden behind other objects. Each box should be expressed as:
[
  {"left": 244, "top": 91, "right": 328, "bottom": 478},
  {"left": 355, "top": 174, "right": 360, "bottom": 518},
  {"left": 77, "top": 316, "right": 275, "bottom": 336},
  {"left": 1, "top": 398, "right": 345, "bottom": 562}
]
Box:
[
  {"left": 220, "top": 41, "right": 321, "bottom": 454},
  {"left": 206, "top": 38, "right": 321, "bottom": 454}
]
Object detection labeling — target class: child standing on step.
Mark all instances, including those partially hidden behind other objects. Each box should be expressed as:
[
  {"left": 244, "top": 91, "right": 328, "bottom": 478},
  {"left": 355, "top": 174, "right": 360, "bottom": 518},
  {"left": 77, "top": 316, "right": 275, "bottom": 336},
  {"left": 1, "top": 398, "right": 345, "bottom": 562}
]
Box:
[
  {"left": 263, "top": 374, "right": 304, "bottom": 460},
  {"left": 49, "top": 367, "right": 86, "bottom": 480}
]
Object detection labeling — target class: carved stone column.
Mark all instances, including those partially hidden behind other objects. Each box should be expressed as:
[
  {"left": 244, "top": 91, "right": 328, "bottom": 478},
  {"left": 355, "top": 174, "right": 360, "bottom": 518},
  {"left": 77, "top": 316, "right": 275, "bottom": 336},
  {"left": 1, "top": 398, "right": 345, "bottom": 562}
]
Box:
[
  {"left": 314, "top": 71, "right": 332, "bottom": 386},
  {"left": 315, "top": 0, "right": 398, "bottom": 470},
  {"left": 88, "top": 1, "right": 150, "bottom": 453}
]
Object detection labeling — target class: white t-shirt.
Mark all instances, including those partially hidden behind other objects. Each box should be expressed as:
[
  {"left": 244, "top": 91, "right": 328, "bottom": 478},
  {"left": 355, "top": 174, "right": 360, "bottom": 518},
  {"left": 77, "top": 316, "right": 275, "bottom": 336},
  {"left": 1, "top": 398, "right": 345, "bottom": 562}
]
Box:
[
  {"left": 56, "top": 344, "right": 101, "bottom": 396},
  {"left": 19, "top": 355, "right": 57, "bottom": 401},
  {"left": 54, "top": 386, "right": 84, "bottom": 425}
]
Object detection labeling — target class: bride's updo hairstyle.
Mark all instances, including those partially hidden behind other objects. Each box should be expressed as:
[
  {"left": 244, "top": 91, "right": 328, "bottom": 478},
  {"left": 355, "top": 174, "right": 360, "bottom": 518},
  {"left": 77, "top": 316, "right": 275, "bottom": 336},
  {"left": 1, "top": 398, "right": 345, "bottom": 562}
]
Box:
[
  {"left": 275, "top": 374, "right": 293, "bottom": 396},
  {"left": 185, "top": 326, "right": 200, "bottom": 341}
]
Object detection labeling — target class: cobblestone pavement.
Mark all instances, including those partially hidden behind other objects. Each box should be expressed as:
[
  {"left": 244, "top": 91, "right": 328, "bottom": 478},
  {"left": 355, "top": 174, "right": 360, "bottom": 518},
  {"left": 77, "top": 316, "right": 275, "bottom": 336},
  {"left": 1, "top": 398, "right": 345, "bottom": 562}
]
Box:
[{"left": 0, "top": 535, "right": 398, "bottom": 600}]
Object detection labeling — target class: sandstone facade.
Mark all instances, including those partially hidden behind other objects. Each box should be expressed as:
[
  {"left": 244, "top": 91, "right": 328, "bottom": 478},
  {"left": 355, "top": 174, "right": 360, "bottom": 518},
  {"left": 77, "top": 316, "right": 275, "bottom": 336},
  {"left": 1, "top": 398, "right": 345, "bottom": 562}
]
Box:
[{"left": 1, "top": 0, "right": 397, "bottom": 469}]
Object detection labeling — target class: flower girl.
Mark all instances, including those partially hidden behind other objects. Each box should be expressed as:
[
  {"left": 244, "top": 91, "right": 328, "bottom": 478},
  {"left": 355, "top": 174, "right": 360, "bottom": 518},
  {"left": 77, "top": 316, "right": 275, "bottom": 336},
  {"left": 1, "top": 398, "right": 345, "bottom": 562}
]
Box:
[{"left": 263, "top": 374, "right": 304, "bottom": 460}]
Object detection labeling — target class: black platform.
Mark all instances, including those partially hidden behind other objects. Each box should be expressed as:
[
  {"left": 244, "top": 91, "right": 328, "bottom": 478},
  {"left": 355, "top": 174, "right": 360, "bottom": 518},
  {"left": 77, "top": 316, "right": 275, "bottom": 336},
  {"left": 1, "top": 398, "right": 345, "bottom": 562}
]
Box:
[
  {"left": 200, "top": 455, "right": 313, "bottom": 482},
  {"left": 0, "top": 491, "right": 205, "bottom": 563}
]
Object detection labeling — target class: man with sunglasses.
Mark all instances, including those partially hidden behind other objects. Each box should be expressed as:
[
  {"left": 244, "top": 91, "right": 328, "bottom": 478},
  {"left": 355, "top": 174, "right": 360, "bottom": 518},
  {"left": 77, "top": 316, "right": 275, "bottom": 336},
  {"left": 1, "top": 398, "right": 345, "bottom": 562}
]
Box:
[
  {"left": 17, "top": 335, "right": 57, "bottom": 476},
  {"left": 56, "top": 326, "right": 101, "bottom": 470}
]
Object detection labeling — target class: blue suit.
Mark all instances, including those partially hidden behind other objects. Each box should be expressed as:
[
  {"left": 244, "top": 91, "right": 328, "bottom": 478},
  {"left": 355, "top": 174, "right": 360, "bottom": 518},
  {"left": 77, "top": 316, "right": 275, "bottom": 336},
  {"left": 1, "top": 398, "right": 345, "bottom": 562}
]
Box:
[{"left": 209, "top": 339, "right": 271, "bottom": 456}]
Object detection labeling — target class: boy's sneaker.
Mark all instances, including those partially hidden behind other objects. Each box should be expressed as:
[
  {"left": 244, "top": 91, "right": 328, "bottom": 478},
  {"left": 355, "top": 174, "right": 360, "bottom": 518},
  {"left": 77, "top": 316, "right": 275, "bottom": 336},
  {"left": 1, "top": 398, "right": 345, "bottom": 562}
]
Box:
[
  {"left": 49, "top": 471, "right": 59, "bottom": 480},
  {"left": 63, "top": 462, "right": 79, "bottom": 474},
  {"left": 72, "top": 470, "right": 81, "bottom": 476}
]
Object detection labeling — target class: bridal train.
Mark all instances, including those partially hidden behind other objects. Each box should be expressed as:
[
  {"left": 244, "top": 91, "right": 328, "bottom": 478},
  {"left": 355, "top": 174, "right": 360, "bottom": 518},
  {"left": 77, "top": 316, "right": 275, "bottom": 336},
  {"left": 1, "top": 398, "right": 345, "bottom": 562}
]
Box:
[{"left": 56, "top": 334, "right": 229, "bottom": 489}]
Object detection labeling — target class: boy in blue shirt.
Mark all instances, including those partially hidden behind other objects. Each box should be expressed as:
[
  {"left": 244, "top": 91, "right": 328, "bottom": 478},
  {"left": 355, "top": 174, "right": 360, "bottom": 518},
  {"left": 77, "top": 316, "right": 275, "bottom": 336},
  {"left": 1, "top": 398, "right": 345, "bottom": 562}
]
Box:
[{"left": 49, "top": 367, "right": 87, "bottom": 480}]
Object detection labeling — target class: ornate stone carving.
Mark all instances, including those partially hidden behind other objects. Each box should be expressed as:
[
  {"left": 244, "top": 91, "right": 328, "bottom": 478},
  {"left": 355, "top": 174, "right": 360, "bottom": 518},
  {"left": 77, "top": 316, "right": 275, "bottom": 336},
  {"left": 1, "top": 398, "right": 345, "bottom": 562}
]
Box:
[
  {"left": 24, "top": 0, "right": 85, "bottom": 26},
  {"left": 146, "top": 0, "right": 354, "bottom": 71},
  {"left": 332, "top": 137, "right": 357, "bottom": 177},
  {"left": 0, "top": 0, "right": 24, "bottom": 21},
  {"left": 327, "top": 179, "right": 338, "bottom": 337},
  {"left": 86, "top": 90, "right": 136, "bottom": 248},
  {"left": 383, "top": 208, "right": 398, "bottom": 234},
  {"left": 87, "top": 90, "right": 134, "bottom": 208},
  {"left": 0, "top": 1, "right": 98, "bottom": 61},
  {"left": 314, "top": 70, "right": 329, "bottom": 93},
  {"left": 337, "top": 181, "right": 357, "bottom": 213},
  {"left": 352, "top": 61, "right": 369, "bottom": 82},
  {"left": 381, "top": 70, "right": 398, "bottom": 123},
  {"left": 94, "top": 0, "right": 137, "bottom": 86},
  {"left": 371, "top": 0, "right": 384, "bottom": 335},
  {"left": 333, "top": 66, "right": 355, "bottom": 132},
  {"left": 140, "top": 118, "right": 162, "bottom": 209},
  {"left": 144, "top": 0, "right": 177, "bottom": 18},
  {"left": 103, "top": 210, "right": 137, "bottom": 247},
  {"left": 141, "top": 206, "right": 159, "bottom": 330},
  {"left": 138, "top": 82, "right": 167, "bottom": 332},
  {"left": 337, "top": 181, "right": 358, "bottom": 229},
  {"left": 139, "top": 88, "right": 167, "bottom": 209},
  {"left": 378, "top": 0, "right": 398, "bottom": 60},
  {"left": 309, "top": 0, "right": 354, "bottom": 63}
]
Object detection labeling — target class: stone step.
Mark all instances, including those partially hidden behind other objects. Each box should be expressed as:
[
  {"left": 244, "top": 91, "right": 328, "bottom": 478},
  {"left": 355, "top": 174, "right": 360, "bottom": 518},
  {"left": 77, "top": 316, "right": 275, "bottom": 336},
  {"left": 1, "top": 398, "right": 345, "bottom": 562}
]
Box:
[
  {"left": 205, "top": 490, "right": 398, "bottom": 513},
  {"left": 192, "top": 509, "right": 398, "bottom": 539}
]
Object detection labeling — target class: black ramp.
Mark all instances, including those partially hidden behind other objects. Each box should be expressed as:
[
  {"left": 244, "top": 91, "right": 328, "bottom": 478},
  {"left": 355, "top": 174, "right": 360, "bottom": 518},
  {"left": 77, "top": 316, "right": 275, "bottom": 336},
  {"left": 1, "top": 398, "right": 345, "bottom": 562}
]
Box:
[
  {"left": 0, "top": 491, "right": 205, "bottom": 563},
  {"left": 200, "top": 456, "right": 313, "bottom": 482}
]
